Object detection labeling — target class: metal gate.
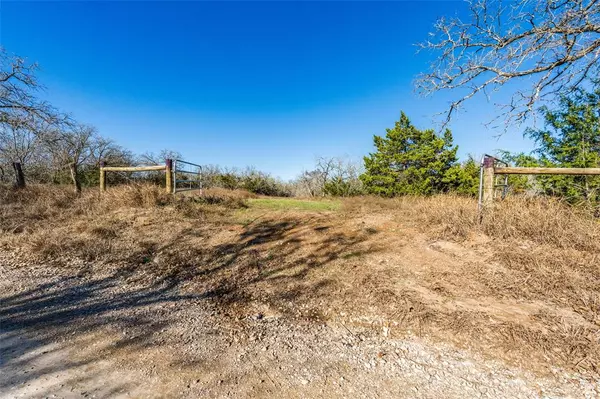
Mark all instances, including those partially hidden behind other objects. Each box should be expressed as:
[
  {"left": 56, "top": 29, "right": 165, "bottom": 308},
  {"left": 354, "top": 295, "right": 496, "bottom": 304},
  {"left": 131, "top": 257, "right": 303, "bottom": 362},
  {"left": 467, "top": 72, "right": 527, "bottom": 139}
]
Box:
[{"left": 173, "top": 159, "right": 203, "bottom": 193}]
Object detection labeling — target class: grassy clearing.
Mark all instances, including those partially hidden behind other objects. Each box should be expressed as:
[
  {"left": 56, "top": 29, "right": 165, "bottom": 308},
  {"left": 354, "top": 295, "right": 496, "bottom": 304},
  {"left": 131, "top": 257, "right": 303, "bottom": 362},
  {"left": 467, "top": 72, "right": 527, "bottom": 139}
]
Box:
[{"left": 247, "top": 197, "right": 341, "bottom": 211}]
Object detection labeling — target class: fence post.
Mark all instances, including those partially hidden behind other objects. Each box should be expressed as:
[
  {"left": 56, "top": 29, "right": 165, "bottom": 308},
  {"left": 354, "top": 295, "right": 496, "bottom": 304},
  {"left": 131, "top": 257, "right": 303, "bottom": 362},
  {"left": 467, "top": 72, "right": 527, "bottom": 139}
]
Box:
[
  {"left": 482, "top": 155, "right": 495, "bottom": 208},
  {"left": 165, "top": 159, "right": 173, "bottom": 194},
  {"left": 12, "top": 162, "right": 25, "bottom": 189},
  {"left": 99, "top": 161, "right": 106, "bottom": 192}
]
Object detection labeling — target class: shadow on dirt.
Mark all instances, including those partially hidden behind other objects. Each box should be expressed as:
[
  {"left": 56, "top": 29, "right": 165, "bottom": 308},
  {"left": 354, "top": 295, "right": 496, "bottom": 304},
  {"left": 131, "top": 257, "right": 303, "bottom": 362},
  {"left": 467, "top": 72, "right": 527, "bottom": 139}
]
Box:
[{"left": 0, "top": 214, "right": 381, "bottom": 395}]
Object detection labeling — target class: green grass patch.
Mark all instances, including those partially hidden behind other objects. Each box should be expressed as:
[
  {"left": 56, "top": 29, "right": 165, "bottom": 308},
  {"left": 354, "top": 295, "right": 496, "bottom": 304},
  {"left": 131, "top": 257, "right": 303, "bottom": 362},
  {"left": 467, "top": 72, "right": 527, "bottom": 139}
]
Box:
[{"left": 247, "top": 198, "right": 341, "bottom": 211}]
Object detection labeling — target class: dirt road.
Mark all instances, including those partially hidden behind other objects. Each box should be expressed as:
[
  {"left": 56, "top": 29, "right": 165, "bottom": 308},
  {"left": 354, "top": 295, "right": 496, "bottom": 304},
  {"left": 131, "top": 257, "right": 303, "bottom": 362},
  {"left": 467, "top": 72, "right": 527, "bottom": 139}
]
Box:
[{"left": 1, "top": 259, "right": 597, "bottom": 398}]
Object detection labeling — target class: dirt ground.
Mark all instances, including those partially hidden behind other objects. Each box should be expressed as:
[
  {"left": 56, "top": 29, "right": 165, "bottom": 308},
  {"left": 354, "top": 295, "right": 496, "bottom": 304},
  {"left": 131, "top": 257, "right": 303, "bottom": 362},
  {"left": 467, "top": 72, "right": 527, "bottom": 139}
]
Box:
[{"left": 1, "top": 191, "right": 599, "bottom": 398}]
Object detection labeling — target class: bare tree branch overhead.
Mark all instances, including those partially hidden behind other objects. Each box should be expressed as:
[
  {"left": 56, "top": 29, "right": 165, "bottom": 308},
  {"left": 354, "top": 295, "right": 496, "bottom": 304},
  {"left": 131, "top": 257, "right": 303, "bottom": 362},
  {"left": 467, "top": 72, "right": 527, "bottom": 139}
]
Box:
[
  {"left": 0, "top": 47, "right": 64, "bottom": 129},
  {"left": 416, "top": 0, "right": 600, "bottom": 128}
]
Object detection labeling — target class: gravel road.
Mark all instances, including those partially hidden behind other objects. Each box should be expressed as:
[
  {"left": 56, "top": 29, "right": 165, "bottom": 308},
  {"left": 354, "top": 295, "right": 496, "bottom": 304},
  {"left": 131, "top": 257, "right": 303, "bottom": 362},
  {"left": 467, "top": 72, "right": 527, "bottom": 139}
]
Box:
[{"left": 1, "top": 255, "right": 598, "bottom": 398}]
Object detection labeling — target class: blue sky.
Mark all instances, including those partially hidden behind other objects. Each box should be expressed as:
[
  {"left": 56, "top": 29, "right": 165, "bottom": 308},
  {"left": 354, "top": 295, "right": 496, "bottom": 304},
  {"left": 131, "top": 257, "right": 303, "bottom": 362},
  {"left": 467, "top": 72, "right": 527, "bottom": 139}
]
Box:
[{"left": 2, "top": 1, "right": 533, "bottom": 179}]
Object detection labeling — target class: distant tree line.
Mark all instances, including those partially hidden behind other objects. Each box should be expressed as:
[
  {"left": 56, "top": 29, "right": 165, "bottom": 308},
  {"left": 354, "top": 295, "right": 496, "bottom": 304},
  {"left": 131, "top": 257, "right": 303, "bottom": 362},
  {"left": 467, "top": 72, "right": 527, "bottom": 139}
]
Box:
[
  {"left": 316, "top": 89, "right": 599, "bottom": 207},
  {"left": 294, "top": 157, "right": 363, "bottom": 197},
  {"left": 3, "top": 46, "right": 598, "bottom": 207}
]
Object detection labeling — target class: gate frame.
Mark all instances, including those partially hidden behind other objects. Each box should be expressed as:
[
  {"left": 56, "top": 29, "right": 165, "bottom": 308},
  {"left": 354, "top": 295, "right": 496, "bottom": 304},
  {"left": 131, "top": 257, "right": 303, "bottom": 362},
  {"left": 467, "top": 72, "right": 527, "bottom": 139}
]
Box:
[
  {"left": 478, "top": 155, "right": 600, "bottom": 210},
  {"left": 99, "top": 159, "right": 174, "bottom": 193}
]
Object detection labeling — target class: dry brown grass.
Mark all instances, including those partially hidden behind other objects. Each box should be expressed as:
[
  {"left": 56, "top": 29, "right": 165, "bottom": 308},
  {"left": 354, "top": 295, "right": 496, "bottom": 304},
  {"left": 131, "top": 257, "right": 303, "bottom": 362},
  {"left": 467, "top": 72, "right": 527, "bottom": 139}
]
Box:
[
  {"left": 0, "top": 184, "right": 174, "bottom": 234},
  {"left": 344, "top": 194, "right": 600, "bottom": 247},
  {"left": 0, "top": 184, "right": 256, "bottom": 264},
  {"left": 344, "top": 195, "right": 600, "bottom": 375},
  {"left": 2, "top": 186, "right": 599, "bottom": 376},
  {"left": 0, "top": 184, "right": 187, "bottom": 265}
]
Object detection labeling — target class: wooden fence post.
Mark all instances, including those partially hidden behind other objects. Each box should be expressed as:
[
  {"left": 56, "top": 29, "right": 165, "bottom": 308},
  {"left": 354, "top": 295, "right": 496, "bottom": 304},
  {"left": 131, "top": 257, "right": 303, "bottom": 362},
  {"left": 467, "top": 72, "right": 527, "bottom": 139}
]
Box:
[
  {"left": 165, "top": 159, "right": 173, "bottom": 194},
  {"left": 12, "top": 162, "right": 25, "bottom": 189},
  {"left": 482, "top": 155, "right": 495, "bottom": 208},
  {"left": 99, "top": 161, "right": 106, "bottom": 192}
]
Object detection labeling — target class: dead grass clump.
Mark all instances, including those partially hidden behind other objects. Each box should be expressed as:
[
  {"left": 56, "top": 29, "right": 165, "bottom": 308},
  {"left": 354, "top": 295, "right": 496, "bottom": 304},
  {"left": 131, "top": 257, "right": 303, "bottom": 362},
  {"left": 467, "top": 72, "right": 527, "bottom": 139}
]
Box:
[
  {"left": 481, "top": 197, "right": 600, "bottom": 251},
  {"left": 0, "top": 184, "right": 78, "bottom": 206},
  {"left": 0, "top": 184, "right": 193, "bottom": 264},
  {"left": 93, "top": 184, "right": 173, "bottom": 209},
  {"left": 345, "top": 194, "right": 600, "bottom": 251},
  {"left": 0, "top": 185, "right": 79, "bottom": 233},
  {"left": 28, "top": 234, "right": 109, "bottom": 262},
  {"left": 204, "top": 187, "right": 257, "bottom": 199},
  {"left": 2, "top": 183, "right": 173, "bottom": 219},
  {"left": 1, "top": 184, "right": 176, "bottom": 234},
  {"left": 405, "top": 195, "right": 478, "bottom": 239}
]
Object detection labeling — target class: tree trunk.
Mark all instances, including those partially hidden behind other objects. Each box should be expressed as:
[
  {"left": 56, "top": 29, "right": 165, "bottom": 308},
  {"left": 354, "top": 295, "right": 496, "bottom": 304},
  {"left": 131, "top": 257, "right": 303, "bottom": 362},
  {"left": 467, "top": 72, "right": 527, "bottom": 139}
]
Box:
[
  {"left": 69, "top": 162, "right": 82, "bottom": 193},
  {"left": 12, "top": 162, "right": 26, "bottom": 189}
]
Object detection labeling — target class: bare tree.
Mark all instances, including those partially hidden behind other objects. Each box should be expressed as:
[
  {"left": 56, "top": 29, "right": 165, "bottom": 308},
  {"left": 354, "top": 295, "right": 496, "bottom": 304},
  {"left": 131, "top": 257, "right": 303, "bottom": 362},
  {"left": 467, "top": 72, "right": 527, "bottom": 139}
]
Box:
[
  {"left": 295, "top": 156, "right": 364, "bottom": 197},
  {"left": 0, "top": 48, "right": 68, "bottom": 185},
  {"left": 91, "top": 136, "right": 133, "bottom": 167},
  {"left": 138, "top": 149, "right": 182, "bottom": 166},
  {"left": 296, "top": 157, "right": 336, "bottom": 197},
  {"left": 44, "top": 124, "right": 103, "bottom": 192},
  {"left": 296, "top": 170, "right": 324, "bottom": 197},
  {"left": 1, "top": 48, "right": 156, "bottom": 190},
  {"left": 0, "top": 123, "right": 38, "bottom": 186},
  {"left": 1, "top": 47, "right": 63, "bottom": 130},
  {"left": 322, "top": 157, "right": 364, "bottom": 197},
  {"left": 416, "top": 0, "right": 600, "bottom": 128},
  {"left": 0, "top": 123, "right": 38, "bottom": 164}
]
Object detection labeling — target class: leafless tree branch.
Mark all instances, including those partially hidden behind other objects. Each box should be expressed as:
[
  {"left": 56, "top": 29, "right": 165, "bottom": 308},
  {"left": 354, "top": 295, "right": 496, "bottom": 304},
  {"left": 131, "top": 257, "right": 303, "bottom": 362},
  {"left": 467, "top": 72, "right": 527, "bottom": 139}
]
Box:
[
  {"left": 0, "top": 47, "right": 66, "bottom": 129},
  {"left": 415, "top": 0, "right": 600, "bottom": 129}
]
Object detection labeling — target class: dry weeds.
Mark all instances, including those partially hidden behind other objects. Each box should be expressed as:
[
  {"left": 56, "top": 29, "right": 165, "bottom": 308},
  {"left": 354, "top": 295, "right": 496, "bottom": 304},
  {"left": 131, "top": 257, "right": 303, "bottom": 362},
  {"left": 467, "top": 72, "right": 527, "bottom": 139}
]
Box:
[{"left": 1, "top": 185, "right": 599, "bottom": 377}]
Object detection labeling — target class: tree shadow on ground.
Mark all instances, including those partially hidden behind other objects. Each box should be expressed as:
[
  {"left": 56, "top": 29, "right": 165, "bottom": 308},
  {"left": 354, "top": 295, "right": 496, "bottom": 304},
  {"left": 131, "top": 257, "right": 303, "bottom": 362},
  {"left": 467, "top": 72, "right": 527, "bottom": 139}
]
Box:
[{"left": 0, "top": 213, "right": 381, "bottom": 395}]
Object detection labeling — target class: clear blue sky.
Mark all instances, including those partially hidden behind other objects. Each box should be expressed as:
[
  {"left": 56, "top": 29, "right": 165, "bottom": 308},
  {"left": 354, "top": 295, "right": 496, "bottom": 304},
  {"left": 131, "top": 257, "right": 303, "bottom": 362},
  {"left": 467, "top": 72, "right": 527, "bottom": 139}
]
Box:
[{"left": 2, "top": 1, "right": 533, "bottom": 180}]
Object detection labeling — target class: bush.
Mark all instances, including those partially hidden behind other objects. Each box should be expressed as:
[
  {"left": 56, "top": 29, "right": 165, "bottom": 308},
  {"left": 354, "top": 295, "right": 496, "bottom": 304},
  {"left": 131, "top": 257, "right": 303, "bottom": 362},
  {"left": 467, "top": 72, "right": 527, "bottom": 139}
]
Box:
[
  {"left": 241, "top": 170, "right": 291, "bottom": 197},
  {"left": 323, "top": 177, "right": 363, "bottom": 197},
  {"left": 199, "top": 165, "right": 290, "bottom": 197}
]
